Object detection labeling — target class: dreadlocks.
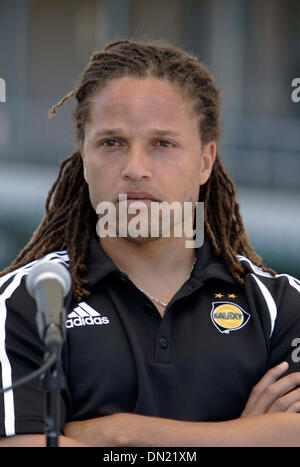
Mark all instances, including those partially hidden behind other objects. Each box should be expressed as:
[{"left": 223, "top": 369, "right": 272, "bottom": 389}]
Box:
[{"left": 1, "top": 39, "right": 276, "bottom": 301}]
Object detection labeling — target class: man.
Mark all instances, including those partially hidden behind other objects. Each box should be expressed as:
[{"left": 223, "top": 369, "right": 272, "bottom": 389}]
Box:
[{"left": 1, "top": 39, "right": 300, "bottom": 447}]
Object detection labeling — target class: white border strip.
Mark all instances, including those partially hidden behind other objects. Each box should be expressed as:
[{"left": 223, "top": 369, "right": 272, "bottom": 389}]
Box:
[
  {"left": 251, "top": 274, "right": 278, "bottom": 337},
  {"left": 0, "top": 251, "right": 69, "bottom": 436},
  {"left": 0, "top": 272, "right": 24, "bottom": 435},
  {"left": 276, "top": 273, "right": 300, "bottom": 294},
  {"left": 237, "top": 255, "right": 274, "bottom": 278},
  {"left": 0, "top": 251, "right": 69, "bottom": 290},
  {"left": 238, "top": 255, "right": 300, "bottom": 295},
  {"left": 238, "top": 255, "right": 300, "bottom": 336}
]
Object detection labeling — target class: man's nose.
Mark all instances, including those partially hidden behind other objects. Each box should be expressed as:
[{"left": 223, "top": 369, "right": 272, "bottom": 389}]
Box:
[{"left": 121, "top": 145, "right": 152, "bottom": 181}]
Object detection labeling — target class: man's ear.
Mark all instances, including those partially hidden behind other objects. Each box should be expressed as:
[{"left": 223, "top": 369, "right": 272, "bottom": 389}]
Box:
[{"left": 199, "top": 141, "right": 216, "bottom": 185}]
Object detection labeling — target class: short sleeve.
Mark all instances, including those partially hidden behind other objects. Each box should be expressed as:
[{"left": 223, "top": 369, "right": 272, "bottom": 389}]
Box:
[
  {"left": 266, "top": 274, "right": 300, "bottom": 374},
  {"left": 0, "top": 269, "right": 70, "bottom": 438}
]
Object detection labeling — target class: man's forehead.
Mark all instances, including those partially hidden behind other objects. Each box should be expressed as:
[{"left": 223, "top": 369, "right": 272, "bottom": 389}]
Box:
[{"left": 88, "top": 77, "right": 196, "bottom": 121}]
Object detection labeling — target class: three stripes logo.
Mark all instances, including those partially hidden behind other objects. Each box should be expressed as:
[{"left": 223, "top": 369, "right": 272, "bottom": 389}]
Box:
[{"left": 66, "top": 302, "right": 109, "bottom": 329}]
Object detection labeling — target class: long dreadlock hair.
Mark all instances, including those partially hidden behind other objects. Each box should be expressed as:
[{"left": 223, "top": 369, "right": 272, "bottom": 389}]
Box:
[{"left": 0, "top": 39, "right": 276, "bottom": 301}]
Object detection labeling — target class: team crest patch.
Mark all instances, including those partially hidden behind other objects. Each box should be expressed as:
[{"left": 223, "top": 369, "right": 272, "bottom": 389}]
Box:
[{"left": 210, "top": 301, "right": 250, "bottom": 334}]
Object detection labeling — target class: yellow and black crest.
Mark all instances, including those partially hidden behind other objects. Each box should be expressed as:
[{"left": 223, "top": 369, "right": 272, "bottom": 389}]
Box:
[{"left": 210, "top": 301, "right": 250, "bottom": 334}]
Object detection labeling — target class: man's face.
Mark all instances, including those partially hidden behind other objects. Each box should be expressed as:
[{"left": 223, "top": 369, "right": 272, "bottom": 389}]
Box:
[{"left": 82, "top": 76, "right": 216, "bottom": 239}]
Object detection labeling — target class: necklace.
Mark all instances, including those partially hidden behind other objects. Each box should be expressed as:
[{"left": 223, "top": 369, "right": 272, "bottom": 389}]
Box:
[{"left": 135, "top": 257, "right": 196, "bottom": 307}]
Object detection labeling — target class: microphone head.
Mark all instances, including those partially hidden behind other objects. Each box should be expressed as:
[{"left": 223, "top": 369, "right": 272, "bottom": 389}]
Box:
[{"left": 26, "top": 261, "right": 71, "bottom": 298}]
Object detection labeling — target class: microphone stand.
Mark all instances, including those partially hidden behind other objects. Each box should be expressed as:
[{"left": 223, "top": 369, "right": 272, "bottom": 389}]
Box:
[
  {"left": 41, "top": 323, "right": 65, "bottom": 448},
  {"left": 42, "top": 351, "right": 61, "bottom": 447},
  {"left": 25, "top": 261, "right": 71, "bottom": 448}
]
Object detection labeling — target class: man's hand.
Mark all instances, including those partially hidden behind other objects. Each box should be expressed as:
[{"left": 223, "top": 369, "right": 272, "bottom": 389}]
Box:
[{"left": 241, "top": 362, "right": 300, "bottom": 417}]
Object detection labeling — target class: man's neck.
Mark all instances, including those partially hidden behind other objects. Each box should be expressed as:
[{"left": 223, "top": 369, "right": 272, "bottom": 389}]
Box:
[
  {"left": 99, "top": 236, "right": 196, "bottom": 317},
  {"left": 99, "top": 235, "right": 195, "bottom": 279}
]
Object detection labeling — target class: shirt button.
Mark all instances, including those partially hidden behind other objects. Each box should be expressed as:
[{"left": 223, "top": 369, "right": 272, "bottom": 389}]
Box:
[{"left": 159, "top": 336, "right": 168, "bottom": 349}]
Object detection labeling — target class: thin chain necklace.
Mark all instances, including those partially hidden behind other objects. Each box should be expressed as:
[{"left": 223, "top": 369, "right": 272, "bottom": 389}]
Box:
[{"left": 134, "top": 257, "right": 196, "bottom": 307}]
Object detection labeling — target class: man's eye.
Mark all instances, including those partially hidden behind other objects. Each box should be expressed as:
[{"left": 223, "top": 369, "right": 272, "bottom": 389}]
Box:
[
  {"left": 102, "top": 138, "right": 121, "bottom": 147},
  {"left": 155, "top": 140, "right": 173, "bottom": 147}
]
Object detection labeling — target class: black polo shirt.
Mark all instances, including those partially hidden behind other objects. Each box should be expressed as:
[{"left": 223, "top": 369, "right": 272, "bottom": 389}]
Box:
[{"left": 1, "top": 231, "right": 300, "bottom": 437}]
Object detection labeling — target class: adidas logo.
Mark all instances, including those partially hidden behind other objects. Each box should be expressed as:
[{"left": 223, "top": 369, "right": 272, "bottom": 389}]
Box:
[{"left": 66, "top": 302, "right": 109, "bottom": 329}]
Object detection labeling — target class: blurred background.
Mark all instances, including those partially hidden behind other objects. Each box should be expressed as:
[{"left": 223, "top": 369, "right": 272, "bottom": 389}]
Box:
[{"left": 0, "top": 0, "right": 299, "bottom": 277}]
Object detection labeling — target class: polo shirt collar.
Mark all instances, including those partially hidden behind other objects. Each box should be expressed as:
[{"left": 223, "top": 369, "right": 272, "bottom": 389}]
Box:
[
  {"left": 83, "top": 229, "right": 237, "bottom": 289},
  {"left": 191, "top": 238, "right": 237, "bottom": 286},
  {"left": 82, "top": 231, "right": 119, "bottom": 288}
]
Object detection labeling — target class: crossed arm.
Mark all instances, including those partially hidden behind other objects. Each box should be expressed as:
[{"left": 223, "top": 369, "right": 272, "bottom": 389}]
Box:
[
  {"left": 64, "top": 361, "right": 300, "bottom": 447},
  {"left": 2, "top": 361, "right": 300, "bottom": 447}
]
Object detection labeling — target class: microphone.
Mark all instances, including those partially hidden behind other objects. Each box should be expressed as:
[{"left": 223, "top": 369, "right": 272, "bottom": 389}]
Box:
[{"left": 26, "top": 261, "right": 71, "bottom": 353}]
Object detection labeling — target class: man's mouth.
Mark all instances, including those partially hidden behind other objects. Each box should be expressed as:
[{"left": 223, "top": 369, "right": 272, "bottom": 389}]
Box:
[{"left": 117, "top": 191, "right": 161, "bottom": 203}]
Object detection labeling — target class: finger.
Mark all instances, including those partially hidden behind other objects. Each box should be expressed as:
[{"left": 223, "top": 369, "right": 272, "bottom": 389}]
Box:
[
  {"left": 249, "top": 371, "right": 300, "bottom": 416},
  {"left": 241, "top": 362, "right": 289, "bottom": 416},
  {"left": 268, "top": 387, "right": 300, "bottom": 413},
  {"left": 286, "top": 401, "right": 300, "bottom": 413}
]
